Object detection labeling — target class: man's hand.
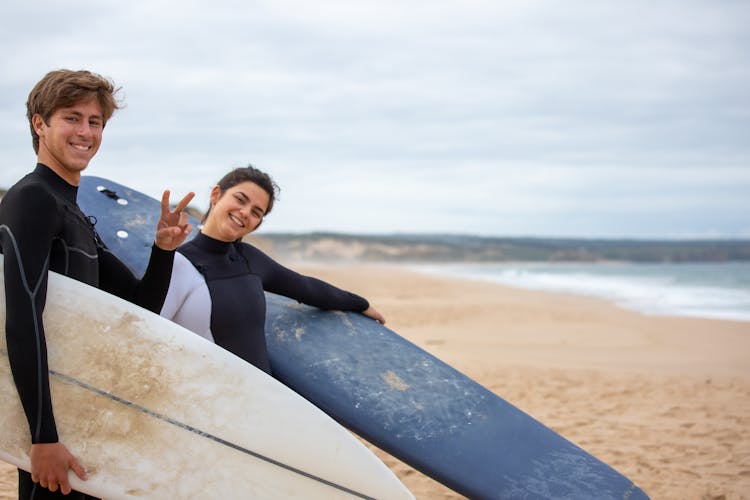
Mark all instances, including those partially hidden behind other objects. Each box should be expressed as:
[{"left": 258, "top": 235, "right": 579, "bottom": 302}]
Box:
[
  {"left": 155, "top": 190, "right": 195, "bottom": 251},
  {"left": 30, "top": 442, "right": 87, "bottom": 495}
]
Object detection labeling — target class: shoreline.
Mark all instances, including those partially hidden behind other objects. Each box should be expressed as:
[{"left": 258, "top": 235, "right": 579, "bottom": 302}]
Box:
[
  {"left": 2, "top": 263, "right": 749, "bottom": 499},
  {"left": 406, "top": 260, "right": 750, "bottom": 325}
]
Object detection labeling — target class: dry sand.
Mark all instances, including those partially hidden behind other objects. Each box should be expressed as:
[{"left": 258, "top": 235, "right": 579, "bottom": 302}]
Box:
[{"left": 2, "top": 264, "right": 749, "bottom": 499}]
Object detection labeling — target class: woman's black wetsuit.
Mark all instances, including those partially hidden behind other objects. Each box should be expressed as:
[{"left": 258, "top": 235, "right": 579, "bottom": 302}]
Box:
[
  {"left": 0, "top": 164, "right": 175, "bottom": 499},
  {"left": 161, "top": 232, "right": 369, "bottom": 373}
]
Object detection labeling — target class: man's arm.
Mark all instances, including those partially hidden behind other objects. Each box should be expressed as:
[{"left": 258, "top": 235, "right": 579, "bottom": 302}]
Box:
[
  {"left": 1, "top": 184, "right": 88, "bottom": 495},
  {"left": 1, "top": 183, "right": 60, "bottom": 444},
  {"left": 98, "top": 244, "right": 175, "bottom": 311},
  {"left": 98, "top": 190, "right": 194, "bottom": 311}
]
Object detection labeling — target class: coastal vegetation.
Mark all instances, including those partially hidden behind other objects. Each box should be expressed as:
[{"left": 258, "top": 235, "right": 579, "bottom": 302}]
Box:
[{"left": 251, "top": 232, "right": 750, "bottom": 263}]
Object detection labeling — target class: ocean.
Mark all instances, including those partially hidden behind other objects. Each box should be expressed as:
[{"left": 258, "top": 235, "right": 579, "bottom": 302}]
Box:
[{"left": 412, "top": 261, "right": 750, "bottom": 323}]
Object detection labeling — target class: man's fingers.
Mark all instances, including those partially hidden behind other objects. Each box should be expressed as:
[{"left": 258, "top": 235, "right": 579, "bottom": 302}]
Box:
[
  {"left": 161, "top": 190, "right": 195, "bottom": 222},
  {"left": 29, "top": 442, "right": 88, "bottom": 494},
  {"left": 160, "top": 190, "right": 171, "bottom": 215},
  {"left": 55, "top": 469, "right": 71, "bottom": 495},
  {"left": 69, "top": 455, "right": 88, "bottom": 481},
  {"left": 173, "top": 192, "right": 195, "bottom": 214}
]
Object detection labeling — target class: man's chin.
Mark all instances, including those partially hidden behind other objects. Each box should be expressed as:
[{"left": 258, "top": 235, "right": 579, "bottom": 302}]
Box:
[{"left": 67, "top": 162, "right": 91, "bottom": 172}]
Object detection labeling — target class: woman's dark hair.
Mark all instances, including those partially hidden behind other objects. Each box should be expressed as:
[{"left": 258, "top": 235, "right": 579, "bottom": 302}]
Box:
[{"left": 204, "top": 164, "right": 280, "bottom": 222}]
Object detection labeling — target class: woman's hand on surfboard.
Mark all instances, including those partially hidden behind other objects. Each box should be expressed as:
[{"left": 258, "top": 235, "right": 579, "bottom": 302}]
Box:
[
  {"left": 155, "top": 190, "right": 195, "bottom": 250},
  {"left": 30, "top": 442, "right": 87, "bottom": 494},
  {"left": 362, "top": 306, "right": 386, "bottom": 325}
]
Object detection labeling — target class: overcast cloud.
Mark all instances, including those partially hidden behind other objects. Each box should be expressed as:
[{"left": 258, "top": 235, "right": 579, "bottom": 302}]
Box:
[{"left": 1, "top": 0, "right": 748, "bottom": 238}]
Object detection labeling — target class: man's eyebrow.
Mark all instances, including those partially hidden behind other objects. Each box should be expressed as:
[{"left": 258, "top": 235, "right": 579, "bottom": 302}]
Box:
[{"left": 60, "top": 108, "right": 103, "bottom": 120}]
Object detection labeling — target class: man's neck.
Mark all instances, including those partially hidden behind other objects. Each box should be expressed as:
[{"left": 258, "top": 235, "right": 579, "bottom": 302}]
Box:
[{"left": 36, "top": 158, "right": 83, "bottom": 186}]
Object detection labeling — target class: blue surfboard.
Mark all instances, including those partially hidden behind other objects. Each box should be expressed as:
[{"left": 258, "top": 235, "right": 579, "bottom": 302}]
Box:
[{"left": 78, "top": 176, "right": 649, "bottom": 500}]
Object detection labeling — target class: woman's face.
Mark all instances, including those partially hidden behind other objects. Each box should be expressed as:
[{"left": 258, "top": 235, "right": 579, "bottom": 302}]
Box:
[{"left": 201, "top": 181, "right": 270, "bottom": 242}]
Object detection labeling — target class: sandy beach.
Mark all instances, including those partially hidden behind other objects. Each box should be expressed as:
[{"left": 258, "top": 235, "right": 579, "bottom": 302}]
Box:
[{"left": 2, "top": 264, "right": 749, "bottom": 499}]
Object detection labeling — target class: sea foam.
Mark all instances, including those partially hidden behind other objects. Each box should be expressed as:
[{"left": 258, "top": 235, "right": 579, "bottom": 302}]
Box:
[{"left": 414, "top": 262, "right": 750, "bottom": 322}]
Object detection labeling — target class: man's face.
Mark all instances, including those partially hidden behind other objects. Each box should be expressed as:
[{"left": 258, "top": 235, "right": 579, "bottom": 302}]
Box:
[{"left": 33, "top": 98, "right": 104, "bottom": 185}]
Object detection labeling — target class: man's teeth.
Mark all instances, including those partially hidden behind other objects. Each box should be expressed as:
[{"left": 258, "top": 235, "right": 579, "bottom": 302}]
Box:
[{"left": 72, "top": 144, "right": 90, "bottom": 151}]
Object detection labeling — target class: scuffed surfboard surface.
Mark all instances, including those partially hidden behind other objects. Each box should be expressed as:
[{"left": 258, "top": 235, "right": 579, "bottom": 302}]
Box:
[{"left": 0, "top": 255, "right": 413, "bottom": 499}]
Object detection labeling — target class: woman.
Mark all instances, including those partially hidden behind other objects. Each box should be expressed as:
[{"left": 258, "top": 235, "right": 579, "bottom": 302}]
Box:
[{"left": 160, "top": 165, "right": 384, "bottom": 374}]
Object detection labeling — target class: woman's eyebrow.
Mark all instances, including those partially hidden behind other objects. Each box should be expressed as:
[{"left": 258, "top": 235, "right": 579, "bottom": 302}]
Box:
[{"left": 235, "top": 190, "right": 267, "bottom": 214}]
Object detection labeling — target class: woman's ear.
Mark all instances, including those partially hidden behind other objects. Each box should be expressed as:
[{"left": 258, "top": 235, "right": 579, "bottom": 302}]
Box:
[{"left": 209, "top": 185, "right": 221, "bottom": 206}]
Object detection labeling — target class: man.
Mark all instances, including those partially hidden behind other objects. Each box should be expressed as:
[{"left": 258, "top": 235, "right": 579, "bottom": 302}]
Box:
[{"left": 0, "top": 69, "right": 193, "bottom": 499}]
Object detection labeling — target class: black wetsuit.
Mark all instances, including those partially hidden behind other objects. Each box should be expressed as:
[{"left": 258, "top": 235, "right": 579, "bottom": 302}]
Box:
[
  {"left": 161, "top": 232, "right": 369, "bottom": 373},
  {"left": 0, "top": 164, "right": 175, "bottom": 500}
]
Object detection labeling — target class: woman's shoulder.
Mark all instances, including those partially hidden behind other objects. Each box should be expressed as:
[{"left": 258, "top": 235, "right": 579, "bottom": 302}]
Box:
[
  {"left": 235, "top": 240, "right": 265, "bottom": 256},
  {"left": 235, "top": 240, "right": 282, "bottom": 267}
]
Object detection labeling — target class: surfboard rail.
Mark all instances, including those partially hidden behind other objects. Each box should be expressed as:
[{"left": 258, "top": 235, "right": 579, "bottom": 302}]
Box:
[{"left": 0, "top": 254, "right": 413, "bottom": 499}]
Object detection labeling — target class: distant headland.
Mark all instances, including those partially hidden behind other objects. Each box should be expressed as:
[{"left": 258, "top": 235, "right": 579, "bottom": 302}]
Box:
[{"left": 249, "top": 232, "right": 750, "bottom": 263}]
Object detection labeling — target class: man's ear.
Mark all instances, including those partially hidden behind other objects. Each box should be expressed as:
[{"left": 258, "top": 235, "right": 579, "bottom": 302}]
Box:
[{"left": 31, "top": 114, "right": 47, "bottom": 136}]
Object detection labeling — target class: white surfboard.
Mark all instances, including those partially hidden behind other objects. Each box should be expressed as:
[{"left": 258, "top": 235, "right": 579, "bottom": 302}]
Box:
[{"left": 0, "top": 255, "right": 413, "bottom": 499}]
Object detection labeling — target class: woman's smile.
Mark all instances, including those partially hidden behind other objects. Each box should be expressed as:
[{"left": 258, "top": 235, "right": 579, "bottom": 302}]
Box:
[
  {"left": 202, "top": 181, "right": 270, "bottom": 242},
  {"left": 229, "top": 212, "right": 246, "bottom": 228}
]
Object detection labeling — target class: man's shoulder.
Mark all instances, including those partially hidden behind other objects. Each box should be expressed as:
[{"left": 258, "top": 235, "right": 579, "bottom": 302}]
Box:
[
  {"left": 0, "top": 172, "right": 60, "bottom": 217},
  {"left": 4, "top": 171, "right": 54, "bottom": 199}
]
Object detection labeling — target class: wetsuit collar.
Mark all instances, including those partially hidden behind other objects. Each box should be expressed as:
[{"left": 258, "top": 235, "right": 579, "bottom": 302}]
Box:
[
  {"left": 34, "top": 163, "right": 78, "bottom": 204},
  {"left": 193, "top": 231, "right": 233, "bottom": 254}
]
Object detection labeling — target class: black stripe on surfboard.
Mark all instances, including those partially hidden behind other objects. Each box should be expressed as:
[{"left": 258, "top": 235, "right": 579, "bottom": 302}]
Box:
[
  {"left": 50, "top": 370, "right": 377, "bottom": 499},
  {"left": 0, "top": 348, "right": 375, "bottom": 499}
]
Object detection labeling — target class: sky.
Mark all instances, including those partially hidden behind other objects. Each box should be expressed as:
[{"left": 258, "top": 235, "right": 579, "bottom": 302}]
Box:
[{"left": 1, "top": 0, "right": 748, "bottom": 239}]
